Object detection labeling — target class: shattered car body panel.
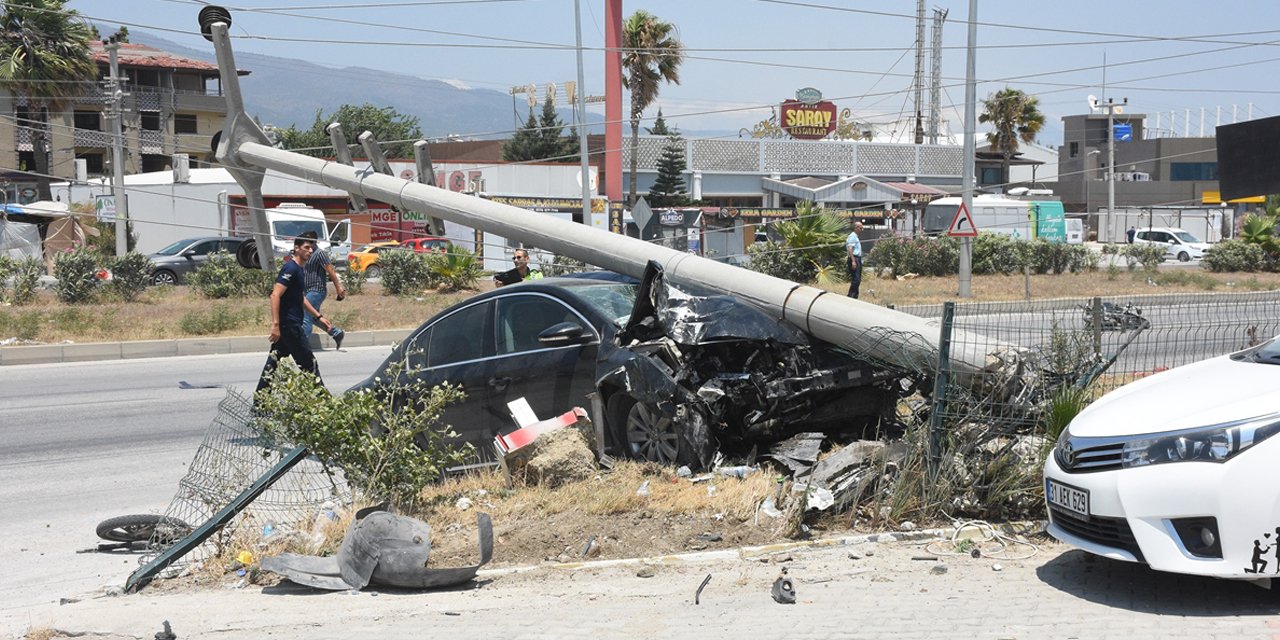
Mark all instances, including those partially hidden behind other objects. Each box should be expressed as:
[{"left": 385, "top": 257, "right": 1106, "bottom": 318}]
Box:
[{"left": 598, "top": 262, "right": 918, "bottom": 468}]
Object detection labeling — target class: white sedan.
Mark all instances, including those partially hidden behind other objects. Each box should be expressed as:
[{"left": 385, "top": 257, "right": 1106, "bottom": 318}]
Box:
[{"left": 1044, "top": 339, "right": 1280, "bottom": 581}]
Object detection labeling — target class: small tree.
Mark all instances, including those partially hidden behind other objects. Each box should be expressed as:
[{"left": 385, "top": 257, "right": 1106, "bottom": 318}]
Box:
[
  {"left": 647, "top": 108, "right": 671, "bottom": 135},
  {"left": 278, "top": 103, "right": 422, "bottom": 159},
  {"left": 647, "top": 131, "right": 688, "bottom": 207}
]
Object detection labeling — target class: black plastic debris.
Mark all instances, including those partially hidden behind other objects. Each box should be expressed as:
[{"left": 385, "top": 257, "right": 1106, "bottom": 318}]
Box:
[{"left": 771, "top": 568, "right": 796, "bottom": 604}]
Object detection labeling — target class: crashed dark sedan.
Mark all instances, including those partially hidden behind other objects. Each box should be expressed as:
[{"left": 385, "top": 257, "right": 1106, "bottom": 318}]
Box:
[{"left": 348, "top": 262, "right": 916, "bottom": 468}]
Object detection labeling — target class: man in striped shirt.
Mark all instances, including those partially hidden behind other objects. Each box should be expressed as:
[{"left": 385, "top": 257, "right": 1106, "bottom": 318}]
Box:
[{"left": 298, "top": 231, "right": 347, "bottom": 349}]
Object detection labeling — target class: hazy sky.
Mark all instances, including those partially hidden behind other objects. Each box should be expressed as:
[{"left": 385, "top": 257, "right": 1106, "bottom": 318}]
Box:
[{"left": 68, "top": 0, "right": 1280, "bottom": 144}]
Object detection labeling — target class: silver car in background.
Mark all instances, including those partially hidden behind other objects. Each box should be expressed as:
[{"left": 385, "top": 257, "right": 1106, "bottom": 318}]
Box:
[{"left": 148, "top": 236, "right": 246, "bottom": 285}]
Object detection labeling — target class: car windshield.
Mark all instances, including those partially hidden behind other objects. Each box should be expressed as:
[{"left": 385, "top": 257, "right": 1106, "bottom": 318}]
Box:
[
  {"left": 1173, "top": 231, "right": 1201, "bottom": 243},
  {"left": 153, "top": 238, "right": 199, "bottom": 256},
  {"left": 570, "top": 282, "right": 637, "bottom": 325},
  {"left": 1245, "top": 338, "right": 1280, "bottom": 365},
  {"left": 272, "top": 220, "right": 327, "bottom": 240}
]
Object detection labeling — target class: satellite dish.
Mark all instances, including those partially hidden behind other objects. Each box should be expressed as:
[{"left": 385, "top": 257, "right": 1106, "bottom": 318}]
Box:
[{"left": 1087, "top": 94, "right": 1099, "bottom": 112}]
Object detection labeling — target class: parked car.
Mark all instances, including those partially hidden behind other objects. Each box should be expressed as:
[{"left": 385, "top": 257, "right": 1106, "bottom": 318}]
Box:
[
  {"left": 400, "top": 236, "right": 450, "bottom": 254},
  {"left": 1044, "top": 337, "right": 1280, "bottom": 582},
  {"left": 1132, "top": 227, "right": 1209, "bottom": 262},
  {"left": 148, "top": 236, "right": 245, "bottom": 285},
  {"left": 346, "top": 241, "right": 401, "bottom": 279},
  {"left": 348, "top": 263, "right": 916, "bottom": 468}
]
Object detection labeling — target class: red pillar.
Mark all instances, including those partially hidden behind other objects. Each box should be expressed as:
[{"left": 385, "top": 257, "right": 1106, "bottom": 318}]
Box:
[{"left": 605, "top": 0, "right": 623, "bottom": 204}]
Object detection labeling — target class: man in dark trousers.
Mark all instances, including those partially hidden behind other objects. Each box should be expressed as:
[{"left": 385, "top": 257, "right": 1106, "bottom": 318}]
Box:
[
  {"left": 845, "top": 221, "right": 864, "bottom": 298},
  {"left": 255, "top": 235, "right": 334, "bottom": 399}
]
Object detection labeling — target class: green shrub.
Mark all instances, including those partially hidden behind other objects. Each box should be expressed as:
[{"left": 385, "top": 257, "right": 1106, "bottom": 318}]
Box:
[
  {"left": 866, "top": 236, "right": 959, "bottom": 277},
  {"left": 1203, "top": 240, "right": 1265, "bottom": 273},
  {"left": 340, "top": 262, "right": 368, "bottom": 295},
  {"left": 178, "top": 304, "right": 257, "bottom": 335},
  {"left": 1119, "top": 243, "right": 1167, "bottom": 271},
  {"left": 53, "top": 247, "right": 100, "bottom": 304},
  {"left": 7, "top": 257, "right": 44, "bottom": 305},
  {"left": 105, "top": 251, "right": 153, "bottom": 302},
  {"left": 254, "top": 359, "right": 472, "bottom": 507},
  {"left": 540, "top": 253, "right": 586, "bottom": 277},
  {"left": 189, "top": 252, "right": 265, "bottom": 298},
  {"left": 427, "top": 246, "right": 482, "bottom": 292},
  {"left": 746, "top": 241, "right": 816, "bottom": 283},
  {"left": 378, "top": 249, "right": 430, "bottom": 295},
  {"left": 971, "top": 233, "right": 1029, "bottom": 275}
]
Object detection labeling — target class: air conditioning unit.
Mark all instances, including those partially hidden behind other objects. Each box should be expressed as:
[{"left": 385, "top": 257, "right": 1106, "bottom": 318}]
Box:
[{"left": 172, "top": 153, "right": 190, "bottom": 183}]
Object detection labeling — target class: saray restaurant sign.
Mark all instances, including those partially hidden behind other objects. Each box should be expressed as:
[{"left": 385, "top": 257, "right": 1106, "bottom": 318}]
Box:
[{"left": 781, "top": 87, "right": 837, "bottom": 140}]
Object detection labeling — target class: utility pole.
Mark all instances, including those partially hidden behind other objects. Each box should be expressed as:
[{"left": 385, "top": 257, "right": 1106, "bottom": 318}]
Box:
[
  {"left": 104, "top": 38, "right": 130, "bottom": 257},
  {"left": 927, "top": 8, "right": 947, "bottom": 144},
  {"left": 1101, "top": 97, "right": 1126, "bottom": 243},
  {"left": 912, "top": 0, "right": 926, "bottom": 144},
  {"left": 574, "top": 0, "right": 591, "bottom": 224},
  {"left": 959, "top": 0, "right": 977, "bottom": 298}
]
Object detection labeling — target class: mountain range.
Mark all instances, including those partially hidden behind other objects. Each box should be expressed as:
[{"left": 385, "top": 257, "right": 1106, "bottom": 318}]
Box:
[{"left": 129, "top": 29, "right": 595, "bottom": 140}]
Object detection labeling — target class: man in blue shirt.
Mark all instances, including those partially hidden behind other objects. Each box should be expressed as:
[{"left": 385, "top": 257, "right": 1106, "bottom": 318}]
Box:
[
  {"left": 255, "top": 235, "right": 334, "bottom": 398},
  {"left": 845, "top": 221, "right": 864, "bottom": 298}
]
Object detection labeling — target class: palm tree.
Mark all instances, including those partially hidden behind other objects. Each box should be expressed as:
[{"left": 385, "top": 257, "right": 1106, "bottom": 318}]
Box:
[
  {"left": 978, "top": 87, "right": 1045, "bottom": 187},
  {"left": 0, "top": 0, "right": 95, "bottom": 200},
  {"left": 623, "top": 10, "right": 683, "bottom": 207}
]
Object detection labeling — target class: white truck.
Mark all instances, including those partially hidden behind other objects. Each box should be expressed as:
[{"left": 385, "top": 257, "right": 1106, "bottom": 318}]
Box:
[{"left": 250, "top": 202, "right": 351, "bottom": 265}]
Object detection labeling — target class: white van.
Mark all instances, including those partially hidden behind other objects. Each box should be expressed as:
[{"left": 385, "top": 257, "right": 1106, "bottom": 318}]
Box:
[
  {"left": 263, "top": 203, "right": 351, "bottom": 264},
  {"left": 1064, "top": 218, "right": 1084, "bottom": 244},
  {"left": 1132, "top": 226, "right": 1208, "bottom": 262}
]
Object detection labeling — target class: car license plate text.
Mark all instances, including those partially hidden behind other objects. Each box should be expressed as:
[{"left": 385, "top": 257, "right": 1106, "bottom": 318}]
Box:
[{"left": 1046, "top": 479, "right": 1090, "bottom": 519}]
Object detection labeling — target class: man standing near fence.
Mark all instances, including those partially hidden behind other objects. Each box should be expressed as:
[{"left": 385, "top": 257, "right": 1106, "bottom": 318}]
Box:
[
  {"left": 298, "top": 231, "right": 346, "bottom": 350},
  {"left": 846, "top": 221, "right": 864, "bottom": 299}
]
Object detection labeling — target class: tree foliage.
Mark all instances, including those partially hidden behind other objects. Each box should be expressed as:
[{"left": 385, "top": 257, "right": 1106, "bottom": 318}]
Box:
[
  {"left": 747, "top": 201, "right": 847, "bottom": 284},
  {"left": 978, "top": 87, "right": 1045, "bottom": 186},
  {"left": 278, "top": 103, "right": 423, "bottom": 159},
  {"left": 647, "top": 131, "right": 688, "bottom": 207},
  {"left": 502, "top": 93, "right": 578, "bottom": 162},
  {"left": 0, "top": 0, "right": 95, "bottom": 200},
  {"left": 624, "top": 10, "right": 683, "bottom": 206}
]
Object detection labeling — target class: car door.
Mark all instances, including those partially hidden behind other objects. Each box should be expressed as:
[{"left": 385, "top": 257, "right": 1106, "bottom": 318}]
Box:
[
  {"left": 327, "top": 219, "right": 351, "bottom": 264},
  {"left": 177, "top": 240, "right": 220, "bottom": 278},
  {"left": 488, "top": 293, "right": 599, "bottom": 437},
  {"left": 399, "top": 300, "right": 496, "bottom": 451}
]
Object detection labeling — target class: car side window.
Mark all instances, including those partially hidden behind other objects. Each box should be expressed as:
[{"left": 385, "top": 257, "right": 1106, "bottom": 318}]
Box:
[
  {"left": 405, "top": 327, "right": 431, "bottom": 370},
  {"left": 190, "top": 241, "right": 216, "bottom": 256},
  {"left": 495, "top": 295, "right": 582, "bottom": 355},
  {"left": 426, "top": 301, "right": 492, "bottom": 367},
  {"left": 218, "top": 240, "right": 239, "bottom": 253}
]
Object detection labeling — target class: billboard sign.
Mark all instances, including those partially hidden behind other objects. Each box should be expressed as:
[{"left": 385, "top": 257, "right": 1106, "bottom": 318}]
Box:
[{"left": 781, "top": 88, "right": 838, "bottom": 140}]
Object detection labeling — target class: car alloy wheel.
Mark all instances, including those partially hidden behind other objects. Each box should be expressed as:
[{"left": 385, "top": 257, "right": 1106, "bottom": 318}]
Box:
[
  {"left": 152, "top": 270, "right": 177, "bottom": 286},
  {"left": 366, "top": 265, "right": 381, "bottom": 279},
  {"left": 1178, "top": 251, "right": 1190, "bottom": 262},
  {"left": 609, "top": 394, "right": 681, "bottom": 464}
]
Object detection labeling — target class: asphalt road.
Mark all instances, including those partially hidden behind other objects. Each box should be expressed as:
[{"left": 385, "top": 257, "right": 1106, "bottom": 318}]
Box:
[{"left": 0, "top": 346, "right": 392, "bottom": 621}]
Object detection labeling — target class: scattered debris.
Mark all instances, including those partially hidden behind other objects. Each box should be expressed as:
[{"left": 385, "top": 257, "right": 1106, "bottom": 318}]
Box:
[
  {"left": 758, "top": 496, "right": 783, "bottom": 519},
  {"left": 714, "top": 465, "right": 757, "bottom": 479},
  {"left": 770, "top": 568, "right": 796, "bottom": 604},
  {"left": 695, "top": 574, "right": 712, "bottom": 605},
  {"left": 455, "top": 497, "right": 473, "bottom": 511},
  {"left": 155, "top": 620, "right": 176, "bottom": 640},
  {"left": 636, "top": 479, "right": 651, "bottom": 497},
  {"left": 930, "top": 564, "right": 949, "bottom": 575},
  {"left": 262, "top": 509, "right": 492, "bottom": 591},
  {"left": 911, "top": 555, "right": 939, "bottom": 561},
  {"left": 581, "top": 535, "right": 601, "bottom": 558},
  {"left": 992, "top": 564, "right": 1004, "bottom": 572},
  {"left": 695, "top": 532, "right": 722, "bottom": 543},
  {"left": 765, "top": 432, "right": 825, "bottom": 474},
  {"left": 900, "top": 521, "right": 917, "bottom": 532},
  {"left": 636, "top": 566, "right": 656, "bottom": 578},
  {"left": 496, "top": 406, "right": 596, "bottom": 487}
]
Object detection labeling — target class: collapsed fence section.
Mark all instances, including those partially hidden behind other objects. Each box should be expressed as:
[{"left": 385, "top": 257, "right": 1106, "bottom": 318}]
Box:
[{"left": 129, "top": 389, "right": 350, "bottom": 589}]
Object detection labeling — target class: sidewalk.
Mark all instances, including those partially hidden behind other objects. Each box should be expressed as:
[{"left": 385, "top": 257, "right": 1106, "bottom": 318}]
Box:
[
  {"left": 11, "top": 532, "right": 1280, "bottom": 640},
  {"left": 0, "top": 329, "right": 411, "bottom": 366}
]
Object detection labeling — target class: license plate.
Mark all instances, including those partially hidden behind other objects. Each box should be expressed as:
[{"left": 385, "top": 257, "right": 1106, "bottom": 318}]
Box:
[{"left": 1046, "top": 479, "right": 1090, "bottom": 519}]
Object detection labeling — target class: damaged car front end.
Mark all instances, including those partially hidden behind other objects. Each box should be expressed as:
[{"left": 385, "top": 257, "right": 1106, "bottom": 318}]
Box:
[{"left": 595, "top": 262, "right": 919, "bottom": 469}]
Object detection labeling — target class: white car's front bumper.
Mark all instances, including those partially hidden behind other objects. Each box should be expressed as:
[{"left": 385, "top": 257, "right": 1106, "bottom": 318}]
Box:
[{"left": 1044, "top": 437, "right": 1280, "bottom": 579}]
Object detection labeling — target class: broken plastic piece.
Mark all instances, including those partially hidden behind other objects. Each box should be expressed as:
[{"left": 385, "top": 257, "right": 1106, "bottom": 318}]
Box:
[
  {"left": 771, "top": 569, "right": 796, "bottom": 604},
  {"left": 261, "top": 509, "right": 493, "bottom": 591},
  {"left": 695, "top": 574, "right": 712, "bottom": 605}
]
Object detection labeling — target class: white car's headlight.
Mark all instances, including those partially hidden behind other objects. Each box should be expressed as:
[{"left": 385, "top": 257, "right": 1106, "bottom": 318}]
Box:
[{"left": 1119, "top": 413, "right": 1280, "bottom": 467}]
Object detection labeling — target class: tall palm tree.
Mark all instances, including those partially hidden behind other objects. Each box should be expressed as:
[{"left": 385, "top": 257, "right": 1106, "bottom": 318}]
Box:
[
  {"left": 0, "top": 0, "right": 95, "bottom": 200},
  {"left": 623, "top": 10, "right": 683, "bottom": 207},
  {"left": 978, "top": 87, "right": 1045, "bottom": 187}
]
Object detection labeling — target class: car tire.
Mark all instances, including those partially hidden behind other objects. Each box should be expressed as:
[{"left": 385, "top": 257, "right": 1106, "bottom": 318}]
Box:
[
  {"left": 152, "top": 270, "right": 177, "bottom": 286},
  {"left": 1177, "top": 251, "right": 1190, "bottom": 262},
  {"left": 607, "top": 393, "right": 690, "bottom": 466},
  {"left": 366, "top": 265, "right": 381, "bottom": 279}
]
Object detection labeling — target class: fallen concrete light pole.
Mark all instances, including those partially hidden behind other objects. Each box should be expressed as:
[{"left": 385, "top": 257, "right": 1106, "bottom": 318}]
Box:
[{"left": 199, "top": 7, "right": 1011, "bottom": 380}]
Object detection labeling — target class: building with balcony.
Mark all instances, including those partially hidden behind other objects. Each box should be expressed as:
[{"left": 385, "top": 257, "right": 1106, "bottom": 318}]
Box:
[{"left": 0, "top": 41, "right": 240, "bottom": 204}]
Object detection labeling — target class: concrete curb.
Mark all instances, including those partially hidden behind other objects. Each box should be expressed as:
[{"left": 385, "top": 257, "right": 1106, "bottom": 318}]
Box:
[
  {"left": 0, "top": 328, "right": 413, "bottom": 366},
  {"left": 476, "top": 520, "right": 1048, "bottom": 578}
]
